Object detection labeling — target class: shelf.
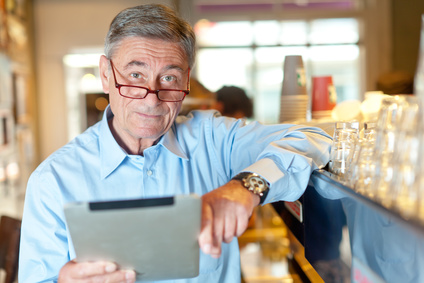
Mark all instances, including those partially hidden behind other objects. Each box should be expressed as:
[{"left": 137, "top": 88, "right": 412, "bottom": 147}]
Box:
[{"left": 311, "top": 169, "right": 424, "bottom": 236}]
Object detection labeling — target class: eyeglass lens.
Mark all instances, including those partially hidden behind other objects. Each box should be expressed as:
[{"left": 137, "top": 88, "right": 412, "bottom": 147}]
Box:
[{"left": 119, "top": 86, "right": 186, "bottom": 101}]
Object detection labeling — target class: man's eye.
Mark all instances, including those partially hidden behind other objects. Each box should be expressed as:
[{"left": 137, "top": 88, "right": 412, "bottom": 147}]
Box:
[
  {"left": 162, "top": 75, "right": 176, "bottom": 82},
  {"left": 130, "top": 73, "right": 142, "bottom": 79}
]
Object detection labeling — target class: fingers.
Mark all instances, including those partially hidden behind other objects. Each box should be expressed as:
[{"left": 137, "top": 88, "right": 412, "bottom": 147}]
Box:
[
  {"left": 85, "top": 269, "right": 136, "bottom": 283},
  {"left": 235, "top": 216, "right": 249, "bottom": 237},
  {"left": 199, "top": 183, "right": 258, "bottom": 259},
  {"left": 223, "top": 207, "right": 250, "bottom": 241},
  {"left": 74, "top": 261, "right": 117, "bottom": 278},
  {"left": 199, "top": 201, "right": 244, "bottom": 257},
  {"left": 223, "top": 213, "right": 236, "bottom": 243},
  {"left": 198, "top": 202, "right": 213, "bottom": 254},
  {"left": 210, "top": 212, "right": 223, "bottom": 258},
  {"left": 234, "top": 205, "right": 250, "bottom": 237},
  {"left": 199, "top": 202, "right": 222, "bottom": 258},
  {"left": 58, "top": 260, "right": 136, "bottom": 283}
]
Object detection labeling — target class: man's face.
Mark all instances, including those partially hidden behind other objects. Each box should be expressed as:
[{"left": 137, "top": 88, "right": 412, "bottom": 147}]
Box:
[{"left": 99, "top": 37, "right": 189, "bottom": 148}]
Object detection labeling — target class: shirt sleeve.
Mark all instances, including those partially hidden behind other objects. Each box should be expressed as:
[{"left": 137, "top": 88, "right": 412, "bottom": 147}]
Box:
[
  {"left": 19, "top": 167, "right": 71, "bottom": 283},
  {"left": 212, "top": 114, "right": 332, "bottom": 203}
]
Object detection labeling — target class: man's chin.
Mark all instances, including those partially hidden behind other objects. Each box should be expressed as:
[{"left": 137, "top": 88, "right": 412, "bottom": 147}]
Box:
[{"left": 134, "top": 128, "right": 164, "bottom": 141}]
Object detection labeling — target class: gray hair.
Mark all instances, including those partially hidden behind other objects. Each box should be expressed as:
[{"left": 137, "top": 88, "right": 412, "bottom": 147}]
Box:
[{"left": 104, "top": 4, "right": 196, "bottom": 68}]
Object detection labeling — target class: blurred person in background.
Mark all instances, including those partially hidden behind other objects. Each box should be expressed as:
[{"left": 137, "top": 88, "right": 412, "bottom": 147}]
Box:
[{"left": 212, "top": 85, "right": 253, "bottom": 119}]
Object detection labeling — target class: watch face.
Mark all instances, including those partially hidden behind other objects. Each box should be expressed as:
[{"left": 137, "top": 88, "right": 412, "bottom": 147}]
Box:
[
  {"left": 234, "top": 172, "right": 269, "bottom": 204},
  {"left": 245, "top": 175, "right": 267, "bottom": 193}
]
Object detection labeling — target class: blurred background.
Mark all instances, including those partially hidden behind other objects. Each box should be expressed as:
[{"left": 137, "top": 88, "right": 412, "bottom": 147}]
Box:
[
  {"left": 0, "top": 2, "right": 423, "bottom": 282},
  {"left": 0, "top": 0, "right": 423, "bottom": 189}
]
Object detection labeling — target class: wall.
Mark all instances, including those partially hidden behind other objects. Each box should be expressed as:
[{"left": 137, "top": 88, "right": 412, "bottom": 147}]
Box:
[{"left": 33, "top": 0, "right": 173, "bottom": 162}]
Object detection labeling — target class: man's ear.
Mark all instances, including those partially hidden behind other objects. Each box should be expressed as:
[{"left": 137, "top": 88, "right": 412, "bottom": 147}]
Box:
[{"left": 99, "top": 55, "right": 110, "bottom": 94}]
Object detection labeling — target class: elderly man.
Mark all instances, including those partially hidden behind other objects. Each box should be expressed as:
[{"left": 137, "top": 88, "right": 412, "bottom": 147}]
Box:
[{"left": 19, "top": 4, "right": 331, "bottom": 283}]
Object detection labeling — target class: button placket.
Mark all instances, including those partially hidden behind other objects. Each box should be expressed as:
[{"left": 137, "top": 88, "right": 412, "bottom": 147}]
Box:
[{"left": 142, "top": 147, "right": 160, "bottom": 196}]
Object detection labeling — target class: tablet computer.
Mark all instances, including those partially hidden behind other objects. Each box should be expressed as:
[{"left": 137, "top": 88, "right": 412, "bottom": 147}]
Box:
[{"left": 64, "top": 194, "right": 201, "bottom": 281}]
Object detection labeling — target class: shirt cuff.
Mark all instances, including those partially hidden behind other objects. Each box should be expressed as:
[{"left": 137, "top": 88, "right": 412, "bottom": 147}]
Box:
[{"left": 241, "top": 158, "right": 285, "bottom": 184}]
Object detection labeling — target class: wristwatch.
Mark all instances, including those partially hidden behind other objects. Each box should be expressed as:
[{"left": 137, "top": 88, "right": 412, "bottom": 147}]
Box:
[{"left": 232, "top": 172, "right": 270, "bottom": 204}]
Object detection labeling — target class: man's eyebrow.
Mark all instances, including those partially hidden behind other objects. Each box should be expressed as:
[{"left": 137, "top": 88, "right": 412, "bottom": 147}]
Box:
[
  {"left": 164, "top": 65, "right": 184, "bottom": 72},
  {"left": 125, "top": 61, "right": 148, "bottom": 69},
  {"left": 123, "top": 61, "right": 185, "bottom": 72}
]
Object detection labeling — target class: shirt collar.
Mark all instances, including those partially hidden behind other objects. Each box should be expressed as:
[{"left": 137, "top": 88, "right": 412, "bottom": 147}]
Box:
[
  {"left": 160, "top": 124, "right": 189, "bottom": 160},
  {"left": 99, "top": 106, "right": 189, "bottom": 179},
  {"left": 99, "top": 106, "right": 127, "bottom": 179}
]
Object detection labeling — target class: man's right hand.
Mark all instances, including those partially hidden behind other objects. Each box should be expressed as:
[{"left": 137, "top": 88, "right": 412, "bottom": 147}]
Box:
[{"left": 58, "top": 260, "right": 136, "bottom": 283}]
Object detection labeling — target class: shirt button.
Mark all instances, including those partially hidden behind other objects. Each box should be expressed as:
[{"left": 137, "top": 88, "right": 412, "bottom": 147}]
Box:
[{"left": 146, "top": 170, "right": 153, "bottom": 176}]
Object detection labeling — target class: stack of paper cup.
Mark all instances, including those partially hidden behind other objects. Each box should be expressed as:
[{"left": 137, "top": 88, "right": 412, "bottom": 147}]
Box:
[
  {"left": 311, "top": 76, "right": 337, "bottom": 120},
  {"left": 279, "top": 55, "right": 308, "bottom": 122}
]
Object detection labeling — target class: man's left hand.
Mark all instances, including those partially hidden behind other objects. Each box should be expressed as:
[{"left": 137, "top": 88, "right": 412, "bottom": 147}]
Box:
[{"left": 198, "top": 180, "right": 260, "bottom": 258}]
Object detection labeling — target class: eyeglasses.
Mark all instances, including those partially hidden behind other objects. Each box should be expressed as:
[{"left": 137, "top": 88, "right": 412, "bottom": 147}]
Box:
[{"left": 109, "top": 60, "right": 190, "bottom": 102}]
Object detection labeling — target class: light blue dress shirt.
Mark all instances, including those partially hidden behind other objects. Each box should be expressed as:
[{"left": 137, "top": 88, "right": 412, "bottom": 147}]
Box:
[{"left": 19, "top": 107, "right": 331, "bottom": 283}]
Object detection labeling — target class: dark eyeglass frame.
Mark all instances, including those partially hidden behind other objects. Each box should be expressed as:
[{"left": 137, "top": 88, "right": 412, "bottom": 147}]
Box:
[{"left": 109, "top": 59, "right": 190, "bottom": 102}]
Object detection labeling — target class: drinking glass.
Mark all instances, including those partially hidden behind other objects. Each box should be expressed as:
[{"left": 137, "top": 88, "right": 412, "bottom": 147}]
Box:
[
  {"left": 389, "top": 96, "right": 422, "bottom": 217},
  {"left": 329, "top": 121, "right": 359, "bottom": 177},
  {"left": 415, "top": 122, "right": 424, "bottom": 223},
  {"left": 348, "top": 121, "right": 377, "bottom": 191},
  {"left": 369, "top": 96, "right": 406, "bottom": 202}
]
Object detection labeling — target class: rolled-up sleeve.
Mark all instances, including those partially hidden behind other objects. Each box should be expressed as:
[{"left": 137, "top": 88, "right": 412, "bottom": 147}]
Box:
[{"left": 226, "top": 118, "right": 332, "bottom": 203}]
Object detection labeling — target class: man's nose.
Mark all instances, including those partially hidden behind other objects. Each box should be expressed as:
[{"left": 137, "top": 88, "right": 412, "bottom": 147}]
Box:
[
  {"left": 141, "top": 91, "right": 161, "bottom": 105},
  {"left": 142, "top": 81, "right": 162, "bottom": 105}
]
